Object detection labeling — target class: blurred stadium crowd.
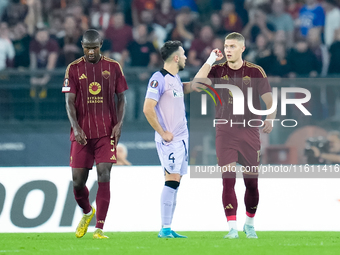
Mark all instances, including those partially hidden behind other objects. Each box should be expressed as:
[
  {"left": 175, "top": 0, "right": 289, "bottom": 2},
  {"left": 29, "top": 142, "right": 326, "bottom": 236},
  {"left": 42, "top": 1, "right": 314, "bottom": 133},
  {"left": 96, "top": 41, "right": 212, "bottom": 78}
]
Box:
[{"left": 1, "top": 0, "right": 340, "bottom": 77}]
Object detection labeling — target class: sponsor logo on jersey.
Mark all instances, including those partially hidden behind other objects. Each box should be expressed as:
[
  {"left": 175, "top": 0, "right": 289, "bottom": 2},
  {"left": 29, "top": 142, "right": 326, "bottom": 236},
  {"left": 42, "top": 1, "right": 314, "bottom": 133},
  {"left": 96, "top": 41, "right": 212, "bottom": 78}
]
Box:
[
  {"left": 173, "top": 90, "right": 184, "bottom": 98},
  {"left": 221, "top": 75, "right": 229, "bottom": 80},
  {"left": 102, "top": 70, "right": 110, "bottom": 79},
  {"left": 89, "top": 82, "right": 101, "bottom": 95},
  {"left": 150, "top": 80, "right": 158, "bottom": 88},
  {"left": 79, "top": 74, "right": 87, "bottom": 80}
]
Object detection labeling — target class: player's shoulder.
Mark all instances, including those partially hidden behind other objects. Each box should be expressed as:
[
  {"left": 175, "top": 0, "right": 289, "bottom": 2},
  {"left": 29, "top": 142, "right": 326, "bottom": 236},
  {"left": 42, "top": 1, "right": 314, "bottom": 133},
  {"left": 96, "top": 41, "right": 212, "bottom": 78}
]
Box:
[
  {"left": 244, "top": 61, "right": 267, "bottom": 78},
  {"left": 150, "top": 70, "right": 166, "bottom": 81},
  {"left": 68, "top": 57, "right": 85, "bottom": 68},
  {"left": 102, "top": 56, "right": 124, "bottom": 74},
  {"left": 65, "top": 57, "right": 85, "bottom": 77},
  {"left": 212, "top": 61, "right": 228, "bottom": 70},
  {"left": 102, "top": 56, "right": 121, "bottom": 66}
]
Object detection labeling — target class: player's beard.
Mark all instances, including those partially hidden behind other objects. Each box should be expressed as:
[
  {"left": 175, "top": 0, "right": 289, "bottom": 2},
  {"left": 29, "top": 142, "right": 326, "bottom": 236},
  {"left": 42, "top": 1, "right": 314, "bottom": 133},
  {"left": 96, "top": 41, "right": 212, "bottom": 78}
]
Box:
[{"left": 178, "top": 62, "right": 185, "bottom": 71}]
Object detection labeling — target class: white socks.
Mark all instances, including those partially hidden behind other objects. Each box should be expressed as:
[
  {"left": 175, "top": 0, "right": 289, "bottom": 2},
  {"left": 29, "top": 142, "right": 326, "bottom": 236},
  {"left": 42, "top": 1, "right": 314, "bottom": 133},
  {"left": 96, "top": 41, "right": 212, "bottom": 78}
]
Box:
[
  {"left": 228, "top": 220, "right": 238, "bottom": 231},
  {"left": 245, "top": 215, "right": 254, "bottom": 226}
]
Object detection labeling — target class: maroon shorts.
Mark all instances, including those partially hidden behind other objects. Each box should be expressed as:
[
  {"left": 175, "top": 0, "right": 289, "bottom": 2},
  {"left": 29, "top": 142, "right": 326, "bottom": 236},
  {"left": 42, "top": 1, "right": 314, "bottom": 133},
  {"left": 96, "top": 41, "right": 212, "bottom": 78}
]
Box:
[
  {"left": 216, "top": 126, "right": 261, "bottom": 167},
  {"left": 70, "top": 136, "right": 116, "bottom": 169}
]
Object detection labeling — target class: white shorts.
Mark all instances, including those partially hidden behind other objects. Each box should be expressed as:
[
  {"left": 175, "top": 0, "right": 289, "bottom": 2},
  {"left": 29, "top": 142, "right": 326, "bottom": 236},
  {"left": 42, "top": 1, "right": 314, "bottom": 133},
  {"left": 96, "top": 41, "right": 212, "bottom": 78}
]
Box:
[{"left": 156, "top": 139, "right": 188, "bottom": 176}]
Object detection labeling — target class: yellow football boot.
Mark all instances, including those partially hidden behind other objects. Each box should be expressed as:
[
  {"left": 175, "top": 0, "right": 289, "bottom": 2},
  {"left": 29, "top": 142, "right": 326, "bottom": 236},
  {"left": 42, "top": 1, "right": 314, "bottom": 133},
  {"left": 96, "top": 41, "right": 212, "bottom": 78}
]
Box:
[
  {"left": 75, "top": 206, "right": 95, "bottom": 238},
  {"left": 93, "top": 229, "right": 109, "bottom": 239}
]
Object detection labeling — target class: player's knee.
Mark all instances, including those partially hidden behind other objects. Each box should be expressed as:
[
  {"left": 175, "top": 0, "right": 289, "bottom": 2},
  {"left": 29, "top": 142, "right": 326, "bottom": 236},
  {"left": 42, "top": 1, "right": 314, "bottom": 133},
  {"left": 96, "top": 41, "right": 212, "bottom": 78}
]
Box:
[
  {"left": 73, "top": 180, "right": 86, "bottom": 190},
  {"left": 97, "top": 171, "right": 110, "bottom": 182},
  {"left": 165, "top": 180, "right": 180, "bottom": 190},
  {"left": 244, "top": 178, "right": 258, "bottom": 191}
]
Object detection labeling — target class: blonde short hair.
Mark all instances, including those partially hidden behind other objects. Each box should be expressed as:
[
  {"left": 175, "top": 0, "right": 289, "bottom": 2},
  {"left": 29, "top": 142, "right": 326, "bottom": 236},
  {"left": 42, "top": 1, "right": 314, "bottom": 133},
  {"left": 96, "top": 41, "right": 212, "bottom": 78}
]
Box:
[{"left": 225, "top": 32, "right": 245, "bottom": 44}]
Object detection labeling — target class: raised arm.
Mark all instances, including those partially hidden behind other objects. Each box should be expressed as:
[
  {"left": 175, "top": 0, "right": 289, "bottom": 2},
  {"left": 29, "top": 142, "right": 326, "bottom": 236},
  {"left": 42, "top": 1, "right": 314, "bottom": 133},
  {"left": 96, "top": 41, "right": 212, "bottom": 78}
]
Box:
[{"left": 190, "top": 49, "right": 223, "bottom": 92}]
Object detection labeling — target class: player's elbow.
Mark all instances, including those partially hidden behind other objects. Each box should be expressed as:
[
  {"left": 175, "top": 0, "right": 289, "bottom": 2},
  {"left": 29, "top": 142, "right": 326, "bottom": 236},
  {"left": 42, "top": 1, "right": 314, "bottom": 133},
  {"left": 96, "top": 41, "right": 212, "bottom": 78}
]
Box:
[{"left": 143, "top": 103, "right": 151, "bottom": 117}]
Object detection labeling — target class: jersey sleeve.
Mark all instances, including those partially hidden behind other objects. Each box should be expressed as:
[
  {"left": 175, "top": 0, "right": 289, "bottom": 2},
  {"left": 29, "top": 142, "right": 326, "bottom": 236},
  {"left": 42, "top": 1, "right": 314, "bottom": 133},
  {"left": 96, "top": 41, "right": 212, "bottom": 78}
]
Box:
[
  {"left": 208, "top": 64, "right": 219, "bottom": 79},
  {"left": 115, "top": 62, "right": 128, "bottom": 94},
  {"left": 145, "top": 72, "right": 165, "bottom": 102},
  {"left": 62, "top": 63, "right": 77, "bottom": 93},
  {"left": 255, "top": 65, "right": 272, "bottom": 96}
]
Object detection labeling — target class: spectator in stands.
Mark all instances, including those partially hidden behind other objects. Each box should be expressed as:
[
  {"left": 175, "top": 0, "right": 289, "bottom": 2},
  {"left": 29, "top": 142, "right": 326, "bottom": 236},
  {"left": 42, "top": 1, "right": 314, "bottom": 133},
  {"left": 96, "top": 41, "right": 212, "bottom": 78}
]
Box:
[
  {"left": 116, "top": 143, "right": 132, "bottom": 166},
  {"left": 307, "top": 27, "right": 329, "bottom": 76},
  {"left": 121, "top": 24, "right": 158, "bottom": 68},
  {"left": 170, "top": 7, "right": 197, "bottom": 50},
  {"left": 0, "top": 22, "right": 15, "bottom": 70},
  {"left": 322, "top": 0, "right": 340, "bottom": 48},
  {"left": 287, "top": 38, "right": 320, "bottom": 78},
  {"left": 25, "top": 0, "right": 43, "bottom": 36},
  {"left": 57, "top": 15, "right": 82, "bottom": 67},
  {"left": 244, "top": 33, "right": 271, "bottom": 63},
  {"left": 242, "top": 8, "right": 276, "bottom": 43},
  {"left": 154, "top": 0, "right": 176, "bottom": 30},
  {"left": 48, "top": 13, "right": 64, "bottom": 40},
  {"left": 188, "top": 25, "right": 214, "bottom": 67},
  {"left": 244, "top": 0, "right": 271, "bottom": 26},
  {"left": 105, "top": 12, "right": 133, "bottom": 62},
  {"left": 172, "top": 0, "right": 198, "bottom": 12},
  {"left": 1, "top": 0, "right": 28, "bottom": 27},
  {"left": 297, "top": 0, "right": 325, "bottom": 38},
  {"left": 220, "top": 0, "right": 243, "bottom": 33},
  {"left": 29, "top": 27, "right": 59, "bottom": 99},
  {"left": 91, "top": 0, "right": 115, "bottom": 31},
  {"left": 131, "top": 0, "right": 157, "bottom": 26},
  {"left": 139, "top": 9, "right": 167, "bottom": 49},
  {"left": 12, "top": 22, "right": 31, "bottom": 68},
  {"left": 95, "top": 28, "right": 112, "bottom": 57},
  {"left": 267, "top": 0, "right": 294, "bottom": 48},
  {"left": 286, "top": 0, "right": 302, "bottom": 20},
  {"left": 65, "top": 4, "right": 89, "bottom": 33},
  {"left": 257, "top": 42, "right": 290, "bottom": 78},
  {"left": 328, "top": 28, "right": 340, "bottom": 74},
  {"left": 210, "top": 12, "right": 227, "bottom": 37}
]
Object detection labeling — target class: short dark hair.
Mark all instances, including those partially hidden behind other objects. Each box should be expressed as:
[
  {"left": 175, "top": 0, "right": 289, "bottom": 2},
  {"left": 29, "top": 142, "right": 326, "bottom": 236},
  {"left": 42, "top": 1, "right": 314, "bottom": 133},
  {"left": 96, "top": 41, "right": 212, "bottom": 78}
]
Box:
[
  {"left": 160, "top": 41, "right": 183, "bottom": 61},
  {"left": 82, "top": 29, "right": 102, "bottom": 43}
]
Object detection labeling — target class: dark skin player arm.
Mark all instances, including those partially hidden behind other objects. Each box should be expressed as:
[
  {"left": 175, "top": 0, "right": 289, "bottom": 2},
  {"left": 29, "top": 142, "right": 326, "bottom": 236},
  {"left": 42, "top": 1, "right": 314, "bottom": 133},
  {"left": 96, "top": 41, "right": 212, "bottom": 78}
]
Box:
[
  {"left": 111, "top": 92, "right": 126, "bottom": 144},
  {"left": 65, "top": 92, "right": 87, "bottom": 145}
]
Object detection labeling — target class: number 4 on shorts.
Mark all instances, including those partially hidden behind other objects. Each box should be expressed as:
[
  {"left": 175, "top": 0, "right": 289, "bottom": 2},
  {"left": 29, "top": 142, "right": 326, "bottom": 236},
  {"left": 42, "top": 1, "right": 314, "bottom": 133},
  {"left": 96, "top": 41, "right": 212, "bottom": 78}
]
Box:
[{"left": 169, "top": 153, "right": 175, "bottom": 163}]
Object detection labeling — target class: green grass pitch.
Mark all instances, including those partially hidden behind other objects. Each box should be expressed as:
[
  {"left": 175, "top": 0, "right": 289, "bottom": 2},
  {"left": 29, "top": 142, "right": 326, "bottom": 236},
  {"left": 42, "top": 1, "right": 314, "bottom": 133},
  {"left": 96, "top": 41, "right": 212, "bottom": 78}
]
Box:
[{"left": 0, "top": 232, "right": 339, "bottom": 255}]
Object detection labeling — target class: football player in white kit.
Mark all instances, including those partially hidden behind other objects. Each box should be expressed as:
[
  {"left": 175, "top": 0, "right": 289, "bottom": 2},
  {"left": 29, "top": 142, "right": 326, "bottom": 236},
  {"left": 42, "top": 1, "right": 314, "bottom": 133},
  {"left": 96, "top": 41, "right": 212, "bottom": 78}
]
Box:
[{"left": 143, "top": 41, "right": 200, "bottom": 238}]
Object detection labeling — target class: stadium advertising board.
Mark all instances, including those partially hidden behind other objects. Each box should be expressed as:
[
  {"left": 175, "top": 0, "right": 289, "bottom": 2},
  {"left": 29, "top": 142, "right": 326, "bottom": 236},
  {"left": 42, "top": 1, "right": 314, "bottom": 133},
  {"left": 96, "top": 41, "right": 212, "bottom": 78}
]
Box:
[{"left": 0, "top": 167, "right": 340, "bottom": 232}]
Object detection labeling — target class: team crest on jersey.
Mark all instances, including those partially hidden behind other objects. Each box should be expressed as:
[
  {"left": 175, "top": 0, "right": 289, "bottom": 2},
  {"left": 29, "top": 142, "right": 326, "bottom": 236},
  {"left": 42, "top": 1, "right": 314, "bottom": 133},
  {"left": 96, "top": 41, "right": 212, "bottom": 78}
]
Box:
[
  {"left": 62, "top": 79, "right": 70, "bottom": 92},
  {"left": 150, "top": 80, "right": 158, "bottom": 88},
  {"left": 89, "top": 82, "right": 101, "bottom": 95},
  {"left": 102, "top": 70, "right": 110, "bottom": 79},
  {"left": 243, "top": 76, "right": 251, "bottom": 85}
]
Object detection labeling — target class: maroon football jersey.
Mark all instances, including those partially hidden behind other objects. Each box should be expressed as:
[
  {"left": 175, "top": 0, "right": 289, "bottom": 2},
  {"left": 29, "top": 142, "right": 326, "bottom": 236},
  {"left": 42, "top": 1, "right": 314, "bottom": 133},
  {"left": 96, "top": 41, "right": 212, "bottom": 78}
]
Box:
[
  {"left": 208, "top": 60, "right": 271, "bottom": 124},
  {"left": 62, "top": 56, "right": 128, "bottom": 140}
]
